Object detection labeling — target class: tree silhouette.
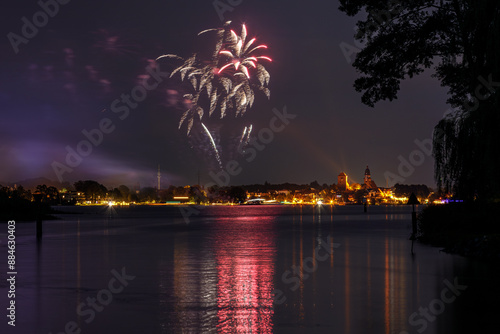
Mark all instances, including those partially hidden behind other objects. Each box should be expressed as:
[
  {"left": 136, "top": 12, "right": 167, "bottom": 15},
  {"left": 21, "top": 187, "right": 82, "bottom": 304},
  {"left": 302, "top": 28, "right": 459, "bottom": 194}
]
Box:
[
  {"left": 339, "top": 0, "right": 500, "bottom": 200},
  {"left": 74, "top": 180, "right": 108, "bottom": 203}
]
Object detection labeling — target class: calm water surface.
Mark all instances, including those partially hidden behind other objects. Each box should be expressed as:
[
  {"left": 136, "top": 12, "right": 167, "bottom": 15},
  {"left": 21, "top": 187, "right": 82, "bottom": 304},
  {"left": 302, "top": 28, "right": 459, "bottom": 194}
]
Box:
[{"left": 1, "top": 205, "right": 498, "bottom": 333}]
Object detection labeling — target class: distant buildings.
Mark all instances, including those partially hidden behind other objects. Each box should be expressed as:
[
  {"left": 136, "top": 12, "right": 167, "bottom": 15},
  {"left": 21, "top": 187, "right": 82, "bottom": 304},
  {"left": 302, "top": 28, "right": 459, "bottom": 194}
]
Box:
[
  {"left": 335, "top": 165, "right": 398, "bottom": 204},
  {"left": 337, "top": 165, "right": 377, "bottom": 191},
  {"left": 7, "top": 162, "right": 435, "bottom": 206}
]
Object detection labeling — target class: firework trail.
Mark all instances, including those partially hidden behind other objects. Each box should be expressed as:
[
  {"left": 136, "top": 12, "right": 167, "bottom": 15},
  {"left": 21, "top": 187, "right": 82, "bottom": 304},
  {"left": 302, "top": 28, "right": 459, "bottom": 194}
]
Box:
[
  {"left": 238, "top": 124, "right": 253, "bottom": 148},
  {"left": 201, "top": 122, "right": 223, "bottom": 169},
  {"left": 239, "top": 126, "right": 248, "bottom": 144}
]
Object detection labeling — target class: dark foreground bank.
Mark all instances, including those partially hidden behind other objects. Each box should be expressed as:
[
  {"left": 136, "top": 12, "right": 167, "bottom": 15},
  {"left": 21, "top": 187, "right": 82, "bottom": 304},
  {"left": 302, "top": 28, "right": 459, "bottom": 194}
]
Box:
[
  {"left": 0, "top": 196, "right": 57, "bottom": 221},
  {"left": 418, "top": 203, "right": 500, "bottom": 261}
]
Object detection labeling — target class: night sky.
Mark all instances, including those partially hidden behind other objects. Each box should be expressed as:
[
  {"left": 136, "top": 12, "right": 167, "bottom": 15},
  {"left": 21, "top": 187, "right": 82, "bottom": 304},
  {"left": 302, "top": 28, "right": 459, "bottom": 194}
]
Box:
[{"left": 0, "top": 0, "right": 449, "bottom": 189}]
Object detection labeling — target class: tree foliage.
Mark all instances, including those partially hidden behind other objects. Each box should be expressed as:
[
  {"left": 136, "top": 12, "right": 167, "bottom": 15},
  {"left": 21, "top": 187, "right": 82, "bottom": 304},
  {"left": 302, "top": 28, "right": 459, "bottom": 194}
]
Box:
[
  {"left": 36, "top": 184, "right": 60, "bottom": 205},
  {"left": 228, "top": 186, "right": 247, "bottom": 203},
  {"left": 0, "top": 185, "right": 52, "bottom": 220},
  {"left": 339, "top": 0, "right": 500, "bottom": 200},
  {"left": 394, "top": 183, "right": 430, "bottom": 200},
  {"left": 74, "top": 180, "right": 108, "bottom": 202}
]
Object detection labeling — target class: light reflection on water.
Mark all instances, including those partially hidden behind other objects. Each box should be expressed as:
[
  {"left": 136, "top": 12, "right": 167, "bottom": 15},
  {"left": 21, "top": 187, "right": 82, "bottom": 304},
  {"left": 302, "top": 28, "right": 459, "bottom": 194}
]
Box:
[
  {"left": 156, "top": 213, "right": 277, "bottom": 333},
  {"left": 4, "top": 205, "right": 499, "bottom": 334},
  {"left": 214, "top": 217, "right": 275, "bottom": 333}
]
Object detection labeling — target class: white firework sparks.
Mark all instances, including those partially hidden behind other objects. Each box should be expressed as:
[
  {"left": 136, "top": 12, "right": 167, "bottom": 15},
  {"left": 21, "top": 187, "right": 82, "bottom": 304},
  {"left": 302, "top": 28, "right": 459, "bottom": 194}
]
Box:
[
  {"left": 238, "top": 124, "right": 253, "bottom": 150},
  {"left": 156, "top": 21, "right": 271, "bottom": 135},
  {"left": 201, "top": 123, "right": 222, "bottom": 169}
]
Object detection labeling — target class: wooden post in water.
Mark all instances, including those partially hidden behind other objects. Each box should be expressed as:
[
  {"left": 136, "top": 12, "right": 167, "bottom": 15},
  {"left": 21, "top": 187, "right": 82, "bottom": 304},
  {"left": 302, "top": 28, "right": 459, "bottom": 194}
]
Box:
[
  {"left": 407, "top": 193, "right": 420, "bottom": 254},
  {"left": 33, "top": 192, "right": 43, "bottom": 239}
]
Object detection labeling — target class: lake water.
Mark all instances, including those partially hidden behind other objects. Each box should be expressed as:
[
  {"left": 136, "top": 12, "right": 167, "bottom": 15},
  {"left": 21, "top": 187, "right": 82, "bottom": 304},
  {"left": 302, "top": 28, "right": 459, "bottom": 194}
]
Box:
[{"left": 1, "top": 205, "right": 498, "bottom": 333}]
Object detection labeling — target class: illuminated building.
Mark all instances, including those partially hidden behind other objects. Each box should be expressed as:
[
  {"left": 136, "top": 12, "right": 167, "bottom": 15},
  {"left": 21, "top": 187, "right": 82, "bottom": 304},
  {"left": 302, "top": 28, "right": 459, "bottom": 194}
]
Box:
[
  {"left": 338, "top": 172, "right": 349, "bottom": 191},
  {"left": 363, "top": 166, "right": 378, "bottom": 189}
]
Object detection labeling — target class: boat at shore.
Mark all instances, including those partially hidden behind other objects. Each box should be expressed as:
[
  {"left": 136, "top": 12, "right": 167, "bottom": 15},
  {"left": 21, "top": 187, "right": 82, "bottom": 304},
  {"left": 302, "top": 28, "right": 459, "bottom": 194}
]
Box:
[{"left": 244, "top": 199, "right": 283, "bottom": 205}]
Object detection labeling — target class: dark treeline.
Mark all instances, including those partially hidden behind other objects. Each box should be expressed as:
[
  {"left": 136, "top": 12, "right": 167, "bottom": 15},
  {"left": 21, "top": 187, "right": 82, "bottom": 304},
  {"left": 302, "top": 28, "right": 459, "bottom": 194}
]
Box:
[
  {"left": 393, "top": 184, "right": 430, "bottom": 200},
  {"left": 241, "top": 181, "right": 333, "bottom": 193},
  {"left": 0, "top": 185, "right": 53, "bottom": 220}
]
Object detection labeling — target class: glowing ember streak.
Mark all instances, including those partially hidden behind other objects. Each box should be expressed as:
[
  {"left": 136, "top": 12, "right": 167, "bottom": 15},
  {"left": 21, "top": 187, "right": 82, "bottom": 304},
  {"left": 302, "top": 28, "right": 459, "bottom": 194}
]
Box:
[
  {"left": 240, "top": 126, "right": 248, "bottom": 144},
  {"left": 256, "top": 56, "right": 272, "bottom": 62},
  {"left": 242, "top": 24, "right": 247, "bottom": 40},
  {"left": 240, "top": 124, "right": 252, "bottom": 146},
  {"left": 249, "top": 45, "right": 268, "bottom": 53},
  {"left": 201, "top": 123, "right": 222, "bottom": 169},
  {"left": 243, "top": 38, "right": 256, "bottom": 53},
  {"left": 219, "top": 50, "right": 233, "bottom": 57},
  {"left": 218, "top": 63, "right": 233, "bottom": 74},
  {"left": 230, "top": 30, "right": 238, "bottom": 41},
  {"left": 247, "top": 124, "right": 253, "bottom": 143},
  {"left": 241, "top": 66, "right": 250, "bottom": 79}
]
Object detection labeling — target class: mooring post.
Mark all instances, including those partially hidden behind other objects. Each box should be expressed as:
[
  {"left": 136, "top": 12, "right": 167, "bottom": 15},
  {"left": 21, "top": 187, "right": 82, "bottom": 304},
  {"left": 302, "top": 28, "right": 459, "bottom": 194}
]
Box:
[
  {"left": 33, "top": 192, "right": 43, "bottom": 239},
  {"left": 407, "top": 193, "right": 420, "bottom": 254},
  {"left": 411, "top": 208, "right": 417, "bottom": 237}
]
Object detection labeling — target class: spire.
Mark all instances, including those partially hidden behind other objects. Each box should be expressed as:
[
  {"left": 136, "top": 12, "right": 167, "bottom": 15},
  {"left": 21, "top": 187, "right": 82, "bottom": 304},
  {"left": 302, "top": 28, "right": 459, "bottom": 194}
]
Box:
[{"left": 157, "top": 164, "right": 161, "bottom": 190}]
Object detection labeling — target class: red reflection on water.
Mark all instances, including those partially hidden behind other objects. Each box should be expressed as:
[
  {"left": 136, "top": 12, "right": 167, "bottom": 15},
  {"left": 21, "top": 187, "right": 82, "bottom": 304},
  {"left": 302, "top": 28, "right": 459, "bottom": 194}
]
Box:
[
  {"left": 385, "top": 238, "right": 390, "bottom": 334},
  {"left": 214, "top": 216, "right": 276, "bottom": 334},
  {"left": 345, "top": 239, "right": 350, "bottom": 334}
]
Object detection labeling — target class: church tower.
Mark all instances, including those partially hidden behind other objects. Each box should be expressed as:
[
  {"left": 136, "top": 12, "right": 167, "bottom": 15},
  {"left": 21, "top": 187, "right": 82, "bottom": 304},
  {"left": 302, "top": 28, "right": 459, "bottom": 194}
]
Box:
[
  {"left": 338, "top": 172, "right": 349, "bottom": 191},
  {"left": 157, "top": 164, "right": 161, "bottom": 190},
  {"left": 364, "top": 165, "right": 371, "bottom": 184},
  {"left": 363, "top": 165, "right": 377, "bottom": 189}
]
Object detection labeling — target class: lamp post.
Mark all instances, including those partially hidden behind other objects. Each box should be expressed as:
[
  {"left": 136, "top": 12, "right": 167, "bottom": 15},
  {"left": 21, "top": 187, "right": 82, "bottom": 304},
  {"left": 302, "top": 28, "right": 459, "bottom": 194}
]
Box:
[{"left": 407, "top": 192, "right": 420, "bottom": 254}]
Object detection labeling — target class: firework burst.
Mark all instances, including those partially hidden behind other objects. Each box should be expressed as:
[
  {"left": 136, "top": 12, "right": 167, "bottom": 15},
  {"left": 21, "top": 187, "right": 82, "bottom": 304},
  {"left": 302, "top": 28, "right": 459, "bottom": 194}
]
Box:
[
  {"left": 217, "top": 24, "right": 272, "bottom": 79},
  {"left": 157, "top": 21, "right": 271, "bottom": 135}
]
